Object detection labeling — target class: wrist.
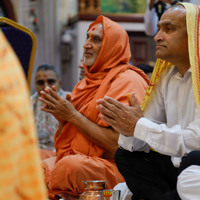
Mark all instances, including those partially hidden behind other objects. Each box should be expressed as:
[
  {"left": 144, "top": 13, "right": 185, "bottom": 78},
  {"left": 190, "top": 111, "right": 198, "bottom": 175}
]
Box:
[{"left": 69, "top": 110, "right": 82, "bottom": 125}]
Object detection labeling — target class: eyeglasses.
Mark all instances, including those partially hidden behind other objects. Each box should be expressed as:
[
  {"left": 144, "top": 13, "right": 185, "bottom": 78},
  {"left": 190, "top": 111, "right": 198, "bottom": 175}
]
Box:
[{"left": 36, "top": 79, "right": 57, "bottom": 86}]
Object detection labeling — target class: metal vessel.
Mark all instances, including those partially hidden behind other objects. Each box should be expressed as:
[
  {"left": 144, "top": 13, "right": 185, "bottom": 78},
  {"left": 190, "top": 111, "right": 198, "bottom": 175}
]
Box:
[{"left": 79, "top": 180, "right": 106, "bottom": 200}]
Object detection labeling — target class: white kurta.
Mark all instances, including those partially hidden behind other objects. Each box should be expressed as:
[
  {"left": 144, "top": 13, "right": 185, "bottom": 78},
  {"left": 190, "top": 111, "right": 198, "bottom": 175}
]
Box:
[{"left": 118, "top": 66, "right": 200, "bottom": 167}]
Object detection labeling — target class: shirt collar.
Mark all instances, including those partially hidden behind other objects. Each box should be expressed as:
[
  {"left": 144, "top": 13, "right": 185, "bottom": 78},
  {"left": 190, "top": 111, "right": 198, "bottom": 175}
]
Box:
[{"left": 170, "top": 66, "right": 191, "bottom": 78}]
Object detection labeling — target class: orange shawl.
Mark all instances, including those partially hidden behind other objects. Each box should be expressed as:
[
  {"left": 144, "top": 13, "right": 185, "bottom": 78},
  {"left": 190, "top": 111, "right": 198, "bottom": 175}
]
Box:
[{"left": 55, "top": 16, "right": 149, "bottom": 160}]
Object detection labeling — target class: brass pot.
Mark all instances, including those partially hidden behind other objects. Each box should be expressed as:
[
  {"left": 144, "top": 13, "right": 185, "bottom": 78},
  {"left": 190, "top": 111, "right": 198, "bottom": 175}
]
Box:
[{"left": 79, "top": 180, "right": 107, "bottom": 200}]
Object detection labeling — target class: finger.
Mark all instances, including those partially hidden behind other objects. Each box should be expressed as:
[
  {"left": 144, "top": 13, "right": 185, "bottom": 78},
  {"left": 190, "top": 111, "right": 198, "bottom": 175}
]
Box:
[
  {"left": 40, "top": 90, "right": 58, "bottom": 104},
  {"left": 40, "top": 106, "right": 54, "bottom": 114},
  {"left": 127, "top": 92, "right": 135, "bottom": 105},
  {"left": 51, "top": 85, "right": 59, "bottom": 93},
  {"left": 43, "top": 86, "right": 57, "bottom": 98},
  {"left": 48, "top": 88, "right": 60, "bottom": 100},
  {"left": 39, "top": 96, "right": 56, "bottom": 108},
  {"left": 99, "top": 113, "right": 117, "bottom": 127},
  {"left": 40, "top": 89, "right": 48, "bottom": 97},
  {"left": 96, "top": 98, "right": 103, "bottom": 105},
  {"left": 129, "top": 93, "right": 139, "bottom": 107},
  {"left": 104, "top": 96, "right": 127, "bottom": 110},
  {"left": 40, "top": 88, "right": 50, "bottom": 97},
  {"left": 97, "top": 104, "right": 117, "bottom": 120},
  {"left": 44, "top": 86, "right": 51, "bottom": 94},
  {"left": 97, "top": 98, "right": 120, "bottom": 115},
  {"left": 66, "top": 93, "right": 71, "bottom": 101}
]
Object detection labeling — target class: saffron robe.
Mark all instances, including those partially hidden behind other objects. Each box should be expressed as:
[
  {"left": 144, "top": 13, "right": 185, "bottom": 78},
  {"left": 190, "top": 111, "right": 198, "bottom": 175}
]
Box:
[{"left": 42, "top": 15, "right": 149, "bottom": 198}]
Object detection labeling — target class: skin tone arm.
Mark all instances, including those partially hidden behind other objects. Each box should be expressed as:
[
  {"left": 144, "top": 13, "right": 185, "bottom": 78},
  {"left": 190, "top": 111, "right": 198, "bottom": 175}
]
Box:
[
  {"left": 39, "top": 86, "right": 119, "bottom": 159},
  {"left": 96, "top": 93, "right": 143, "bottom": 136}
]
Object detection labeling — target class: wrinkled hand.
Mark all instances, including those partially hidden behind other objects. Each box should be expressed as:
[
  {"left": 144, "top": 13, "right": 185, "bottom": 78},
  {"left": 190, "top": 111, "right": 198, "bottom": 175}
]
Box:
[
  {"left": 96, "top": 93, "right": 143, "bottom": 136},
  {"left": 39, "top": 86, "right": 77, "bottom": 125}
]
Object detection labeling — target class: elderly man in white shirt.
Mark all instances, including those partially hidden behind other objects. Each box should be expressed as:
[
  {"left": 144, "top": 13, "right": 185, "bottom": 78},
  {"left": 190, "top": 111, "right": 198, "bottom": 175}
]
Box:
[{"left": 97, "top": 3, "right": 200, "bottom": 200}]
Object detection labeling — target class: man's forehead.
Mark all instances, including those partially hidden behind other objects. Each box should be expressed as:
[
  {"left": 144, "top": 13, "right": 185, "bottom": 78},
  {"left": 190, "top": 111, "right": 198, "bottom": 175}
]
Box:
[
  {"left": 88, "top": 23, "right": 103, "bottom": 33},
  {"left": 158, "top": 20, "right": 175, "bottom": 27},
  {"left": 90, "top": 23, "right": 103, "bottom": 29},
  {"left": 164, "top": 5, "right": 185, "bottom": 17},
  {"left": 159, "top": 6, "right": 186, "bottom": 26},
  {"left": 36, "top": 70, "right": 58, "bottom": 78}
]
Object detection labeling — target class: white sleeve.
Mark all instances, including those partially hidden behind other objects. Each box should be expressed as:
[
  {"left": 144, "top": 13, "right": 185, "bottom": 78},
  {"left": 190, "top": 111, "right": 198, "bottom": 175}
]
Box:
[
  {"left": 118, "top": 133, "right": 150, "bottom": 152},
  {"left": 177, "top": 165, "right": 200, "bottom": 200},
  {"left": 134, "top": 69, "right": 200, "bottom": 157},
  {"left": 144, "top": 7, "right": 158, "bottom": 37},
  {"left": 113, "top": 182, "right": 132, "bottom": 200},
  {"left": 119, "top": 68, "right": 200, "bottom": 158},
  {"left": 134, "top": 114, "right": 200, "bottom": 157}
]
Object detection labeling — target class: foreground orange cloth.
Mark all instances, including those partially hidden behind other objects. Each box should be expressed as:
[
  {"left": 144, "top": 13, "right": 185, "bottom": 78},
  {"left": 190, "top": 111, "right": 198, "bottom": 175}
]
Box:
[
  {"left": 42, "top": 16, "right": 149, "bottom": 198},
  {"left": 0, "top": 30, "right": 47, "bottom": 199}
]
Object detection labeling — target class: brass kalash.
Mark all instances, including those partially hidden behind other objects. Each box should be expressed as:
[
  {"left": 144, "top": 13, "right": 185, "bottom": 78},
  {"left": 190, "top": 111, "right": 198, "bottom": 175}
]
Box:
[{"left": 79, "top": 180, "right": 120, "bottom": 200}]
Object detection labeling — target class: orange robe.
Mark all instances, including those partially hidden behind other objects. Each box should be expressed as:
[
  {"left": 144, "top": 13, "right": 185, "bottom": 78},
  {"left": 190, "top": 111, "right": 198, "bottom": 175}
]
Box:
[{"left": 42, "top": 15, "right": 149, "bottom": 198}]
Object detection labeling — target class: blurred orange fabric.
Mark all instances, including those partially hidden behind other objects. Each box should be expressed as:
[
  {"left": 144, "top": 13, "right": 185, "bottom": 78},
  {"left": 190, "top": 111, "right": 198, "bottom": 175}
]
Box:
[{"left": 0, "top": 30, "right": 47, "bottom": 200}]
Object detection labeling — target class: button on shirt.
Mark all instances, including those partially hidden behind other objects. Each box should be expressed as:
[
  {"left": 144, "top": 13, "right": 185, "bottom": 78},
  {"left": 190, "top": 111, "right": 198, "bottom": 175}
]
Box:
[{"left": 118, "top": 66, "right": 200, "bottom": 167}]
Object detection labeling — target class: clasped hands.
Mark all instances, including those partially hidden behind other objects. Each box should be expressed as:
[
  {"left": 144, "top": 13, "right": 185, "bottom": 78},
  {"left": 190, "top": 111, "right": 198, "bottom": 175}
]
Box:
[
  {"left": 96, "top": 93, "right": 143, "bottom": 137},
  {"left": 39, "top": 86, "right": 77, "bottom": 125},
  {"left": 39, "top": 87, "right": 143, "bottom": 136}
]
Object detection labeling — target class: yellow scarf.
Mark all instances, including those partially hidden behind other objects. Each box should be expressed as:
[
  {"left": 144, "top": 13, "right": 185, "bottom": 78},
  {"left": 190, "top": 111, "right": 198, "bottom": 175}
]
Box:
[{"left": 141, "top": 3, "right": 200, "bottom": 112}]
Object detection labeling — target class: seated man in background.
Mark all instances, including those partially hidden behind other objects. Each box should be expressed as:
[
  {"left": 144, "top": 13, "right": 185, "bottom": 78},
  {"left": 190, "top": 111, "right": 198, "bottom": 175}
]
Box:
[
  {"left": 78, "top": 56, "right": 85, "bottom": 80},
  {"left": 39, "top": 15, "right": 149, "bottom": 199},
  {"left": 0, "top": 30, "right": 46, "bottom": 199},
  {"left": 31, "top": 64, "right": 70, "bottom": 159},
  {"left": 97, "top": 3, "right": 200, "bottom": 200}
]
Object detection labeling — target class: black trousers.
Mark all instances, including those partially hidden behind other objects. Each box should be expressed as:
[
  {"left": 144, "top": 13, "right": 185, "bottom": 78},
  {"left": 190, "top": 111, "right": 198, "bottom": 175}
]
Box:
[{"left": 115, "top": 149, "right": 200, "bottom": 200}]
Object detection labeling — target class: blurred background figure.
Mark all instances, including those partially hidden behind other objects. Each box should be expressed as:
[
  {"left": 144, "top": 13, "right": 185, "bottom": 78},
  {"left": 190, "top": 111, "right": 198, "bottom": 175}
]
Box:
[
  {"left": 31, "top": 64, "right": 70, "bottom": 156},
  {"left": 0, "top": 29, "right": 47, "bottom": 200},
  {"left": 137, "top": 63, "right": 154, "bottom": 80},
  {"left": 78, "top": 57, "right": 85, "bottom": 81},
  {"left": 144, "top": 0, "right": 199, "bottom": 36}
]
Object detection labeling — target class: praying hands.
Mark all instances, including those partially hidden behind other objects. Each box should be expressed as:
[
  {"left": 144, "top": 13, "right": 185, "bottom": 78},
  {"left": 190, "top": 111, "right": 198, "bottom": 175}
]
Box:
[
  {"left": 39, "top": 86, "right": 77, "bottom": 126},
  {"left": 96, "top": 93, "right": 143, "bottom": 136}
]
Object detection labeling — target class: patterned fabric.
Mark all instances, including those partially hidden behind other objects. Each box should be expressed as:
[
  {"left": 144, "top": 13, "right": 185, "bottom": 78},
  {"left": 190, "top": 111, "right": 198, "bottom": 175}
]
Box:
[
  {"left": 141, "top": 3, "right": 200, "bottom": 112},
  {"left": 141, "top": 59, "right": 172, "bottom": 111},
  {"left": 0, "top": 30, "right": 47, "bottom": 199},
  {"left": 184, "top": 3, "right": 200, "bottom": 111},
  {"left": 31, "top": 89, "right": 69, "bottom": 151}
]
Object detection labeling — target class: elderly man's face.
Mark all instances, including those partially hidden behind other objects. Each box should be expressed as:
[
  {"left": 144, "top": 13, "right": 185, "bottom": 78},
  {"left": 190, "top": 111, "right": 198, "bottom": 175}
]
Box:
[
  {"left": 35, "top": 70, "right": 61, "bottom": 93},
  {"left": 83, "top": 23, "right": 103, "bottom": 67},
  {"left": 154, "top": 6, "right": 189, "bottom": 66}
]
